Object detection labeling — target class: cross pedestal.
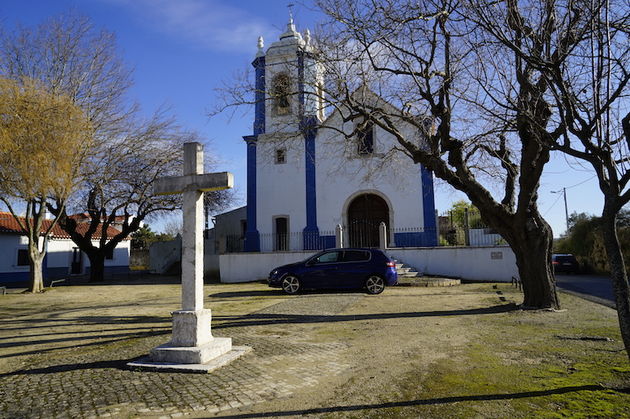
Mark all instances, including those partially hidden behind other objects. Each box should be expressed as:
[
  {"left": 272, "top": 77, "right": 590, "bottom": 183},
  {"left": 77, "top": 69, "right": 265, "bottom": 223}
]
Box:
[{"left": 130, "top": 142, "right": 249, "bottom": 371}]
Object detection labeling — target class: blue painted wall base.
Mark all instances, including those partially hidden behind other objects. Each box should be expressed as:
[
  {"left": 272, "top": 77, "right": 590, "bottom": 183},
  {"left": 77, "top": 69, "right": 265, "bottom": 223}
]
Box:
[
  {"left": 244, "top": 230, "right": 260, "bottom": 252},
  {"left": 303, "top": 229, "right": 336, "bottom": 250},
  {"left": 394, "top": 232, "right": 438, "bottom": 248}
]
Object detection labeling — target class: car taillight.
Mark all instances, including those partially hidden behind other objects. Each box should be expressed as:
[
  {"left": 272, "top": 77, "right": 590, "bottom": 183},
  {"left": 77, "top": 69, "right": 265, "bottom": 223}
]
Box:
[
  {"left": 552, "top": 261, "right": 559, "bottom": 265},
  {"left": 387, "top": 261, "right": 396, "bottom": 268}
]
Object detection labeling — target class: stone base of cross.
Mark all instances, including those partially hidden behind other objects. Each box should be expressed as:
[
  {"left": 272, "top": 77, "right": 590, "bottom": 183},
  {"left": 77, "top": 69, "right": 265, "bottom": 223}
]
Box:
[{"left": 129, "top": 142, "right": 250, "bottom": 371}]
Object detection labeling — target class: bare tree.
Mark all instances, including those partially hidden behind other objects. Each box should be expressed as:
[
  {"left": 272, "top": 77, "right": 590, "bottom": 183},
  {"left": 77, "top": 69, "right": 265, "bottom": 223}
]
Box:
[
  {"left": 312, "top": 0, "right": 564, "bottom": 308},
  {"left": 50, "top": 114, "right": 189, "bottom": 282},
  {"left": 467, "top": 0, "right": 630, "bottom": 357},
  {"left": 0, "top": 77, "right": 91, "bottom": 292},
  {"left": 0, "top": 13, "right": 235, "bottom": 282}
]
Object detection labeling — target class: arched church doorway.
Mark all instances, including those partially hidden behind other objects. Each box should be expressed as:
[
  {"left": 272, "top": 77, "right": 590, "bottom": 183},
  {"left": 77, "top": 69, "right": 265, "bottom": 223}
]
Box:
[{"left": 347, "top": 193, "right": 389, "bottom": 248}]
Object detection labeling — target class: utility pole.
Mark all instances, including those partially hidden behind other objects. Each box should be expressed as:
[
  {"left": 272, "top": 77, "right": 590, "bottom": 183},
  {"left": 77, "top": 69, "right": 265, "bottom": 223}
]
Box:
[{"left": 552, "top": 187, "right": 569, "bottom": 234}]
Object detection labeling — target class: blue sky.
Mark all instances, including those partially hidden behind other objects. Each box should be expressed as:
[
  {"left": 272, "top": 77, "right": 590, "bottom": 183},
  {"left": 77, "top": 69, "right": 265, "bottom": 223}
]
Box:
[{"left": 0, "top": 0, "right": 605, "bottom": 237}]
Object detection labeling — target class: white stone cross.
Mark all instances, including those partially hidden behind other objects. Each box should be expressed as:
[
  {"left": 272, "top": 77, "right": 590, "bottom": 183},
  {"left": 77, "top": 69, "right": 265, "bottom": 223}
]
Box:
[
  {"left": 154, "top": 142, "right": 233, "bottom": 312},
  {"left": 150, "top": 142, "right": 234, "bottom": 365}
]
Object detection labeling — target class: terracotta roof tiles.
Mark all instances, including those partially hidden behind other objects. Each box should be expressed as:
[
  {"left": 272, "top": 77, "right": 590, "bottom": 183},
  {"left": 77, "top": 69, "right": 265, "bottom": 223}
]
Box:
[{"left": 0, "top": 212, "right": 123, "bottom": 239}]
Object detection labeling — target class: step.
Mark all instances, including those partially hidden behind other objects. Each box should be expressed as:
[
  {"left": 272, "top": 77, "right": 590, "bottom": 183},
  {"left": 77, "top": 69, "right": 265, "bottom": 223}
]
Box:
[{"left": 397, "top": 277, "right": 461, "bottom": 287}]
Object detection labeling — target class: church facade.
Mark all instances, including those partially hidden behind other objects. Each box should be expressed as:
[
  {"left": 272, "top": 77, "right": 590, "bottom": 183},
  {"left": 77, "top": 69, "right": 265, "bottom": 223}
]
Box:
[{"left": 243, "top": 18, "right": 437, "bottom": 253}]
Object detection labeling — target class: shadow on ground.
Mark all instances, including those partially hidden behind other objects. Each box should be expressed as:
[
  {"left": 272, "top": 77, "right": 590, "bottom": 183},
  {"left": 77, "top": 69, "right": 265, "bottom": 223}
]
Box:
[
  {"left": 213, "top": 385, "right": 622, "bottom": 418},
  {"left": 212, "top": 303, "right": 518, "bottom": 330},
  {"left": 0, "top": 328, "right": 170, "bottom": 361},
  {"left": 0, "top": 358, "right": 133, "bottom": 377}
]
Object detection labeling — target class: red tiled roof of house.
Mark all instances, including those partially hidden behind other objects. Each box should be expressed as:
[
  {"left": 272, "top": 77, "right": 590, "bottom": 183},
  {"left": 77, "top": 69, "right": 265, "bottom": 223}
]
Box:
[{"left": 0, "top": 212, "right": 124, "bottom": 239}]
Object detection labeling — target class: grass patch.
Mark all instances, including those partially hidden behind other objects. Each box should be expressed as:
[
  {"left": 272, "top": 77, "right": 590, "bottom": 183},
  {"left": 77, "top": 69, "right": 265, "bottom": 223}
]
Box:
[{"left": 385, "top": 288, "right": 630, "bottom": 418}]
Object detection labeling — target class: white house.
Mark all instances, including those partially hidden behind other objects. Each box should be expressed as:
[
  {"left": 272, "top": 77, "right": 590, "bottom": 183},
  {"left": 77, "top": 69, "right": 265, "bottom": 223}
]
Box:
[
  {"left": 242, "top": 17, "right": 437, "bottom": 253},
  {"left": 0, "top": 212, "right": 130, "bottom": 286}
]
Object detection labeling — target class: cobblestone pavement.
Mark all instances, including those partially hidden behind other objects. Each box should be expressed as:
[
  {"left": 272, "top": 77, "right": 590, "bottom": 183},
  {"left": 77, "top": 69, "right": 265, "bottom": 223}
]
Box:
[{"left": 0, "top": 292, "right": 362, "bottom": 418}]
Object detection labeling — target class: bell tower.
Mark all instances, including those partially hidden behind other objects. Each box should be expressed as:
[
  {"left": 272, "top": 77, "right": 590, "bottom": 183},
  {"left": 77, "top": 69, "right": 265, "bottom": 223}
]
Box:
[
  {"left": 263, "top": 16, "right": 323, "bottom": 133},
  {"left": 243, "top": 15, "right": 325, "bottom": 252}
]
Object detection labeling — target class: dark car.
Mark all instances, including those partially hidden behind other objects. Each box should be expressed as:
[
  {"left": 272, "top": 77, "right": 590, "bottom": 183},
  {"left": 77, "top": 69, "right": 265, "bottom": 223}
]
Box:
[
  {"left": 552, "top": 254, "right": 580, "bottom": 274},
  {"left": 268, "top": 248, "right": 398, "bottom": 295}
]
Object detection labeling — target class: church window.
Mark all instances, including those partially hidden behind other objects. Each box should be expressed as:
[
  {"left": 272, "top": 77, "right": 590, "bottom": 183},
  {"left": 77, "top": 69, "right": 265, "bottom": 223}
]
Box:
[
  {"left": 357, "top": 122, "right": 374, "bottom": 155},
  {"left": 271, "top": 73, "right": 292, "bottom": 115},
  {"left": 275, "top": 148, "right": 286, "bottom": 164}
]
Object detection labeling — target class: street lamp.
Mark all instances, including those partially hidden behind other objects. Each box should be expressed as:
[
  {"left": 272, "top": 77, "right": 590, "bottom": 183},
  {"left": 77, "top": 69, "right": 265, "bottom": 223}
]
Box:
[{"left": 551, "top": 187, "right": 569, "bottom": 233}]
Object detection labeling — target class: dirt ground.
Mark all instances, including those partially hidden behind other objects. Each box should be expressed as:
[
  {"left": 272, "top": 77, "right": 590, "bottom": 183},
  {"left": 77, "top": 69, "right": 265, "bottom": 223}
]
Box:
[{"left": 0, "top": 277, "right": 629, "bottom": 418}]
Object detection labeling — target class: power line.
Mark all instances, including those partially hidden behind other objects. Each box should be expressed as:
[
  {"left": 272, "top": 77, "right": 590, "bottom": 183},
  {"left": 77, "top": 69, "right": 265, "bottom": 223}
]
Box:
[
  {"left": 543, "top": 192, "right": 564, "bottom": 217},
  {"left": 564, "top": 175, "right": 597, "bottom": 190}
]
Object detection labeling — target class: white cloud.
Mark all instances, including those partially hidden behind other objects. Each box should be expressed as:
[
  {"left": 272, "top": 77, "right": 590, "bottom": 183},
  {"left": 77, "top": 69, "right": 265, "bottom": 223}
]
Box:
[{"left": 99, "top": 0, "right": 279, "bottom": 53}]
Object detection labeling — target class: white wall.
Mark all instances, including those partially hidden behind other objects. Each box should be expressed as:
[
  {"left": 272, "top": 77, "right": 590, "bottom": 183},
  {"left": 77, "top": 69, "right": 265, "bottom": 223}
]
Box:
[
  {"left": 256, "top": 132, "right": 307, "bottom": 251},
  {"left": 0, "top": 234, "right": 130, "bottom": 275},
  {"left": 217, "top": 246, "right": 518, "bottom": 283},
  {"left": 0, "top": 235, "right": 28, "bottom": 274},
  {"left": 219, "top": 251, "right": 317, "bottom": 283},
  {"left": 386, "top": 246, "right": 518, "bottom": 282},
  {"left": 47, "top": 238, "right": 130, "bottom": 270},
  {"left": 316, "top": 112, "right": 425, "bottom": 233}
]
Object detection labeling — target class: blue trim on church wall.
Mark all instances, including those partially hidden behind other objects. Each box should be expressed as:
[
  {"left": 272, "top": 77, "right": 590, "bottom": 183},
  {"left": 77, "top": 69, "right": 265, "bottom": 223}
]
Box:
[
  {"left": 243, "top": 136, "right": 260, "bottom": 252},
  {"left": 302, "top": 116, "right": 319, "bottom": 233},
  {"left": 421, "top": 165, "right": 438, "bottom": 246},
  {"left": 301, "top": 117, "right": 319, "bottom": 250},
  {"left": 252, "top": 56, "right": 266, "bottom": 135},
  {"left": 242, "top": 56, "right": 265, "bottom": 252}
]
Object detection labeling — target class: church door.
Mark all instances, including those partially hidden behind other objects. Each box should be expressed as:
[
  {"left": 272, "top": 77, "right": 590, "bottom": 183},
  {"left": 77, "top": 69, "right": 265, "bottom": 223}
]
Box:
[
  {"left": 347, "top": 194, "right": 389, "bottom": 248},
  {"left": 274, "top": 217, "right": 289, "bottom": 251}
]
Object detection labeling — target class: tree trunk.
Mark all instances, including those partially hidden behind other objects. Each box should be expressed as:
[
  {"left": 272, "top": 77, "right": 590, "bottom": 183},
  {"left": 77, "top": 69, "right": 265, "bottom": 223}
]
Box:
[
  {"left": 504, "top": 215, "right": 560, "bottom": 309},
  {"left": 28, "top": 257, "right": 44, "bottom": 293},
  {"left": 600, "top": 206, "right": 630, "bottom": 360},
  {"left": 87, "top": 252, "right": 106, "bottom": 282}
]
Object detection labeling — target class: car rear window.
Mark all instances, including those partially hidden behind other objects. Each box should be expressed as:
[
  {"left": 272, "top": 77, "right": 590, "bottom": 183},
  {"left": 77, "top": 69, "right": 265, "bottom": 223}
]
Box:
[
  {"left": 343, "top": 250, "right": 370, "bottom": 262},
  {"left": 555, "top": 256, "right": 577, "bottom": 263}
]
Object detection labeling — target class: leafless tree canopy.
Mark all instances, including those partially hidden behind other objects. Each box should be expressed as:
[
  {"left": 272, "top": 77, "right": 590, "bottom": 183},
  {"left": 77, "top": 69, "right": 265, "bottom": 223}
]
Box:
[
  {"left": 0, "top": 13, "right": 234, "bottom": 283},
  {"left": 310, "top": 0, "right": 630, "bottom": 350}
]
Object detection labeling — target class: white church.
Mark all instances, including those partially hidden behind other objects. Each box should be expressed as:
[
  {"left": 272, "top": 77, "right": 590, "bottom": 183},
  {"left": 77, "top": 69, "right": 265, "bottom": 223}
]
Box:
[{"left": 240, "top": 17, "right": 437, "bottom": 253}]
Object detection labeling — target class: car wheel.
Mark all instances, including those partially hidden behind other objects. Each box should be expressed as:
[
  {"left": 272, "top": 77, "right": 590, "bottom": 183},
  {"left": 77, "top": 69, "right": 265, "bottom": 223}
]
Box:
[
  {"left": 365, "top": 275, "right": 385, "bottom": 295},
  {"left": 281, "top": 275, "right": 300, "bottom": 295}
]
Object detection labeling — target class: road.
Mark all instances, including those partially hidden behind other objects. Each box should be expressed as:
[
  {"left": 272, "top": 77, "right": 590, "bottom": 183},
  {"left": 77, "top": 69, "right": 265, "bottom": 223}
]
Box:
[{"left": 555, "top": 273, "right": 615, "bottom": 307}]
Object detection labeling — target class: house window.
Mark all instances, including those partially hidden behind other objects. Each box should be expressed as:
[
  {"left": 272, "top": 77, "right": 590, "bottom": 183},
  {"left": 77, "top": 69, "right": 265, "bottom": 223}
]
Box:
[
  {"left": 275, "top": 148, "right": 286, "bottom": 164},
  {"left": 271, "top": 73, "right": 291, "bottom": 115},
  {"left": 16, "top": 248, "right": 29, "bottom": 266},
  {"left": 357, "top": 122, "right": 374, "bottom": 155}
]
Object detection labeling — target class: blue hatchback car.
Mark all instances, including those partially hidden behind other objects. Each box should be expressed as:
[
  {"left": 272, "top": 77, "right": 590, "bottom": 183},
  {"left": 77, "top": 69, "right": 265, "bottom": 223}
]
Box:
[{"left": 268, "top": 248, "right": 398, "bottom": 295}]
